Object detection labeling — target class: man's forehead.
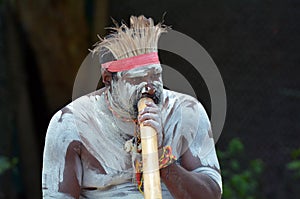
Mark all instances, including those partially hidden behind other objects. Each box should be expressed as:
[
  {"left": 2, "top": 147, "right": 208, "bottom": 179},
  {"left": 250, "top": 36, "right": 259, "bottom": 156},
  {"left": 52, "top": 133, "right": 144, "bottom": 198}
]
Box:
[{"left": 122, "top": 64, "right": 162, "bottom": 76}]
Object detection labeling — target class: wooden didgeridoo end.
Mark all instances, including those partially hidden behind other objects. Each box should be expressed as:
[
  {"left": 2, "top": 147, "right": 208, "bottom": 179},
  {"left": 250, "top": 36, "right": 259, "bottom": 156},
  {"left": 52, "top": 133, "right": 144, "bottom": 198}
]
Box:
[{"left": 138, "top": 97, "right": 162, "bottom": 199}]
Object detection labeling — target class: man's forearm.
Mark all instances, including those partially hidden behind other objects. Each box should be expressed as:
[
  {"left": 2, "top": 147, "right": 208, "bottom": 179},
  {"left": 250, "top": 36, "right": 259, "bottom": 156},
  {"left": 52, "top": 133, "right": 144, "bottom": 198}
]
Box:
[{"left": 160, "top": 163, "right": 221, "bottom": 199}]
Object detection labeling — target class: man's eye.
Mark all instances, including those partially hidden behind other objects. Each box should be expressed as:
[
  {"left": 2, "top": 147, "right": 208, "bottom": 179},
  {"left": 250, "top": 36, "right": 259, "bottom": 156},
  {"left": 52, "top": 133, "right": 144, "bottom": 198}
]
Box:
[{"left": 129, "top": 77, "right": 144, "bottom": 83}]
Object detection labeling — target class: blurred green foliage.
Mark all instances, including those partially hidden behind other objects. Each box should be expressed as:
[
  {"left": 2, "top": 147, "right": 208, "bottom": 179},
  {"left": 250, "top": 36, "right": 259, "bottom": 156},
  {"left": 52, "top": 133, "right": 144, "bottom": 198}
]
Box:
[
  {"left": 218, "top": 138, "right": 265, "bottom": 199},
  {"left": 0, "top": 156, "right": 18, "bottom": 174},
  {"left": 286, "top": 148, "right": 300, "bottom": 179}
]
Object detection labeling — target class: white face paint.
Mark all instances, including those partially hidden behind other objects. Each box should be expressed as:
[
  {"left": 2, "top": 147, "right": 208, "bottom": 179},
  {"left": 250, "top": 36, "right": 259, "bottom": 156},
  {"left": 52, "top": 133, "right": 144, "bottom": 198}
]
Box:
[{"left": 108, "top": 64, "right": 163, "bottom": 118}]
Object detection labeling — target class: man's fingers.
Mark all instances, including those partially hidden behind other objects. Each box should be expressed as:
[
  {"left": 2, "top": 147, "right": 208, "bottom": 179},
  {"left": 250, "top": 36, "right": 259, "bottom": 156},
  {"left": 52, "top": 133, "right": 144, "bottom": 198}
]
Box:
[
  {"left": 139, "top": 107, "right": 159, "bottom": 115},
  {"left": 137, "top": 101, "right": 163, "bottom": 148},
  {"left": 142, "top": 119, "right": 159, "bottom": 128},
  {"left": 142, "top": 120, "right": 163, "bottom": 147},
  {"left": 138, "top": 112, "right": 158, "bottom": 123},
  {"left": 145, "top": 101, "right": 157, "bottom": 107}
]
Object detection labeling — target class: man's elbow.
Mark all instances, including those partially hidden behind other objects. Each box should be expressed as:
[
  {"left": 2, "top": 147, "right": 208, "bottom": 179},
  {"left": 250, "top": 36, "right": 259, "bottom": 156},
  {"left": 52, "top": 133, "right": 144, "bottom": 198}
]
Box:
[{"left": 207, "top": 180, "right": 222, "bottom": 199}]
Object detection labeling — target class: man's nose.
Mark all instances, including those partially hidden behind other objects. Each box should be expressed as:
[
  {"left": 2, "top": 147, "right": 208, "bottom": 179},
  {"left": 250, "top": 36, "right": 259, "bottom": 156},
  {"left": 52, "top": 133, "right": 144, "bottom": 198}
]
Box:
[{"left": 143, "top": 83, "right": 156, "bottom": 95}]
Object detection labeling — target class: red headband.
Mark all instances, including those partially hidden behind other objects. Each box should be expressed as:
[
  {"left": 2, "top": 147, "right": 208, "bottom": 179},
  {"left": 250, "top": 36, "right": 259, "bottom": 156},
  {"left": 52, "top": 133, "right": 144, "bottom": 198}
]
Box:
[{"left": 101, "top": 52, "right": 160, "bottom": 72}]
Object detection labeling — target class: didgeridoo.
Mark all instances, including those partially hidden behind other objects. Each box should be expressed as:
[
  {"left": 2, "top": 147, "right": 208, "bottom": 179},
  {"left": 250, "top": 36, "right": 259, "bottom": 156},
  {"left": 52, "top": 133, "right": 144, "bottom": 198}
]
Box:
[{"left": 138, "top": 97, "right": 162, "bottom": 199}]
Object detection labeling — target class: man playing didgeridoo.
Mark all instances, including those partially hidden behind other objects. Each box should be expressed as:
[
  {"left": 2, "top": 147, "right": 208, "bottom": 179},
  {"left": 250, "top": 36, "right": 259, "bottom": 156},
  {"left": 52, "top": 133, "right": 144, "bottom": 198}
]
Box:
[{"left": 42, "top": 15, "right": 222, "bottom": 199}]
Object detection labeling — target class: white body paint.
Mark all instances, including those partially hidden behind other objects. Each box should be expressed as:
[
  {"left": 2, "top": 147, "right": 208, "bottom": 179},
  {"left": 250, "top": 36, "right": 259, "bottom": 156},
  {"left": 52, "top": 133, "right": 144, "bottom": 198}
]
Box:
[
  {"left": 109, "top": 64, "right": 164, "bottom": 119},
  {"left": 42, "top": 87, "right": 222, "bottom": 198}
]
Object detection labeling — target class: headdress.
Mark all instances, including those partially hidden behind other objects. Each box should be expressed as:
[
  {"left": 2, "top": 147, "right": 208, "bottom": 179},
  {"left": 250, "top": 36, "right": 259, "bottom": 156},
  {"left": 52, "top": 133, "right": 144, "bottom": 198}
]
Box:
[{"left": 92, "top": 15, "right": 168, "bottom": 72}]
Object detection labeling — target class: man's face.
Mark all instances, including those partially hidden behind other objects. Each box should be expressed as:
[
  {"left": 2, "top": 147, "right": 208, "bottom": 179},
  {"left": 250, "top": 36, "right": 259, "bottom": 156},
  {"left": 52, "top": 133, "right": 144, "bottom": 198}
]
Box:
[{"left": 110, "top": 64, "right": 163, "bottom": 117}]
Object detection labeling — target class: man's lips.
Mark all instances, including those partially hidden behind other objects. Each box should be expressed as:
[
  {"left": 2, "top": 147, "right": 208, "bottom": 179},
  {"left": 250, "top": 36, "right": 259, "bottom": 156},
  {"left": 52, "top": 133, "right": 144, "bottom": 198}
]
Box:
[{"left": 140, "top": 86, "right": 160, "bottom": 104}]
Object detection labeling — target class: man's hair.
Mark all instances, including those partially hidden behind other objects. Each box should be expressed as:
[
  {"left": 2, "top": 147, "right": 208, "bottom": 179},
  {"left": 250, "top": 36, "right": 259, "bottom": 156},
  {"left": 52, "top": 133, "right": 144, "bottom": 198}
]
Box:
[{"left": 92, "top": 15, "right": 168, "bottom": 63}]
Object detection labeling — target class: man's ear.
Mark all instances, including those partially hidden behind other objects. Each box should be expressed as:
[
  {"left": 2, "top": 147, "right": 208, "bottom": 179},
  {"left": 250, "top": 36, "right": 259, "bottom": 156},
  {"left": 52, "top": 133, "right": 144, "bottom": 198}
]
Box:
[{"left": 102, "top": 69, "right": 112, "bottom": 86}]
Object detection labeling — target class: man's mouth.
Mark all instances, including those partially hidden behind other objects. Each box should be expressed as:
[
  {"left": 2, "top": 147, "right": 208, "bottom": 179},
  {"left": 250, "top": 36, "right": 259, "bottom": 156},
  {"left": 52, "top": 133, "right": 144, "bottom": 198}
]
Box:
[
  {"left": 132, "top": 84, "right": 162, "bottom": 117},
  {"left": 140, "top": 85, "right": 160, "bottom": 104}
]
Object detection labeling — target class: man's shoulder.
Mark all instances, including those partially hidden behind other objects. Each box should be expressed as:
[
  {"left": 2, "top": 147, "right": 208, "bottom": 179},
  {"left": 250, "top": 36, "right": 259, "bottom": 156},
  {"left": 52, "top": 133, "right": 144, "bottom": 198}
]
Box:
[
  {"left": 68, "top": 88, "right": 105, "bottom": 110},
  {"left": 47, "top": 88, "right": 106, "bottom": 134},
  {"left": 50, "top": 88, "right": 106, "bottom": 120},
  {"left": 163, "top": 89, "right": 197, "bottom": 100},
  {"left": 162, "top": 89, "right": 210, "bottom": 125},
  {"left": 162, "top": 89, "right": 203, "bottom": 111}
]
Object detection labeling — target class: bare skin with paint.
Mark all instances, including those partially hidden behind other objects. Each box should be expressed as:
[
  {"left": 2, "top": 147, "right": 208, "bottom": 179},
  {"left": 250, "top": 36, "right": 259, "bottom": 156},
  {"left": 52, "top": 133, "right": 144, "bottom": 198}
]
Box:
[{"left": 42, "top": 64, "right": 222, "bottom": 199}]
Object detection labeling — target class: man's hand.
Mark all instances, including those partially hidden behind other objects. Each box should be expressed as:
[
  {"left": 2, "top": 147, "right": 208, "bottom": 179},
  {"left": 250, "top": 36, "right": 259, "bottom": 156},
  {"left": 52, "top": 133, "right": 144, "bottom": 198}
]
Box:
[
  {"left": 138, "top": 100, "right": 163, "bottom": 148},
  {"left": 160, "top": 149, "right": 222, "bottom": 199}
]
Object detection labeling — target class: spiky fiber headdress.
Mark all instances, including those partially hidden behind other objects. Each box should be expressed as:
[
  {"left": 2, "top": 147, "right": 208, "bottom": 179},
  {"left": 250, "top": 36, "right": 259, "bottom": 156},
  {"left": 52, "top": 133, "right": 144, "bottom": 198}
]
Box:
[{"left": 92, "top": 15, "right": 168, "bottom": 72}]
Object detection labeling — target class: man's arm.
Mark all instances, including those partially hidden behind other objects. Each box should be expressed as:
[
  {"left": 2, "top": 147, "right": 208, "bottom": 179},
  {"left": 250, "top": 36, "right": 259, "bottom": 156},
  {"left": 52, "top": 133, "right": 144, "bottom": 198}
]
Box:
[
  {"left": 160, "top": 149, "right": 222, "bottom": 199},
  {"left": 42, "top": 111, "right": 82, "bottom": 199},
  {"left": 139, "top": 95, "right": 222, "bottom": 198},
  {"left": 58, "top": 141, "right": 82, "bottom": 199},
  {"left": 43, "top": 139, "right": 82, "bottom": 199}
]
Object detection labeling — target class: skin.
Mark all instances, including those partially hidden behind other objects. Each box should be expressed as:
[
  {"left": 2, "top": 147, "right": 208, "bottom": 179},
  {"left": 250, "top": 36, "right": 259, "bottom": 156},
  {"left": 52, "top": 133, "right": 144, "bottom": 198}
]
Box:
[
  {"left": 159, "top": 150, "right": 221, "bottom": 199},
  {"left": 108, "top": 64, "right": 164, "bottom": 119},
  {"left": 58, "top": 64, "right": 221, "bottom": 199}
]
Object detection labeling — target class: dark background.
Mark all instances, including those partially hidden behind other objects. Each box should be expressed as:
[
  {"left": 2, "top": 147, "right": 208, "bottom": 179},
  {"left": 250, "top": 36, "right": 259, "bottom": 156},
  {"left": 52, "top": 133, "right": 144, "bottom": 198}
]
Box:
[{"left": 0, "top": 0, "right": 299, "bottom": 198}]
